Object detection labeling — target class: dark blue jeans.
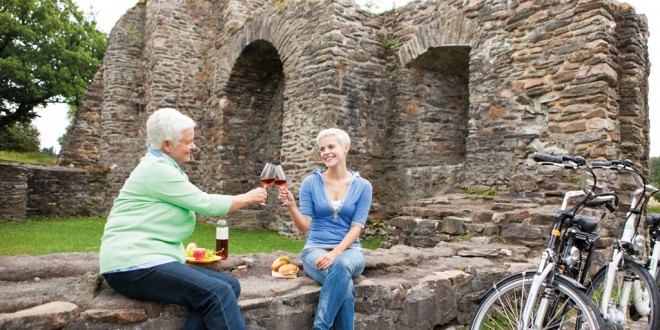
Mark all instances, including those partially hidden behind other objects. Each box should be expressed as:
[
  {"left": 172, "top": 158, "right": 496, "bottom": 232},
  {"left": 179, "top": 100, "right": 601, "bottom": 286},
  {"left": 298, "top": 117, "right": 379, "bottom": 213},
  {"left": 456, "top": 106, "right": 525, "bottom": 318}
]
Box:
[{"left": 103, "top": 261, "right": 246, "bottom": 330}]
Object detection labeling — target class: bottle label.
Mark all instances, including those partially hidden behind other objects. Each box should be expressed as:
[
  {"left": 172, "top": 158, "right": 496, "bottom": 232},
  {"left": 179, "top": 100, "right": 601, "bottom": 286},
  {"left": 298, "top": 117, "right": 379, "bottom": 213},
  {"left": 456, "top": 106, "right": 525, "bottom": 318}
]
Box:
[{"left": 216, "top": 227, "right": 228, "bottom": 240}]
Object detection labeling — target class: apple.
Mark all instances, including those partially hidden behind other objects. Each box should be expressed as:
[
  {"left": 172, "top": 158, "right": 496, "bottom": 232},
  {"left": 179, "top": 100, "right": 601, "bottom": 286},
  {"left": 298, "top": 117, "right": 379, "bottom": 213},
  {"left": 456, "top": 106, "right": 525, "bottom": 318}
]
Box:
[
  {"left": 193, "top": 248, "right": 206, "bottom": 260},
  {"left": 185, "top": 243, "right": 198, "bottom": 257}
]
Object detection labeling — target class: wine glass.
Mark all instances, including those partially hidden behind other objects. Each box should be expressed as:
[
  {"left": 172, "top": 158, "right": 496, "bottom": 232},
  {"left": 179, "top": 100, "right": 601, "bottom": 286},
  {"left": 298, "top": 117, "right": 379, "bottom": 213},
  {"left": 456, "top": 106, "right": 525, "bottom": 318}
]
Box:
[
  {"left": 274, "top": 165, "right": 289, "bottom": 205},
  {"left": 259, "top": 163, "right": 275, "bottom": 205}
]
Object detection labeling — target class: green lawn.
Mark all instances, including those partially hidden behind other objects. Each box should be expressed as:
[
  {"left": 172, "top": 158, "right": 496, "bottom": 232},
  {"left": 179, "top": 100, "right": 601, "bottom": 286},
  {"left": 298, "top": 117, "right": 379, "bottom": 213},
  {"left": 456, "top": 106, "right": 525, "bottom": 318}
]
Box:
[
  {"left": 0, "top": 150, "right": 56, "bottom": 165},
  {"left": 650, "top": 205, "right": 660, "bottom": 214},
  {"left": 0, "top": 217, "right": 386, "bottom": 256}
]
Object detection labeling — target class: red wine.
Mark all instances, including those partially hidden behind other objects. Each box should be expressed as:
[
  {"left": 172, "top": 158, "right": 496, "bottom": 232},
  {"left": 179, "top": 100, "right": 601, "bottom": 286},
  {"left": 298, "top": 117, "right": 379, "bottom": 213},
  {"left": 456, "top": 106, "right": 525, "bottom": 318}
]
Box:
[
  {"left": 216, "top": 219, "right": 228, "bottom": 260},
  {"left": 216, "top": 239, "right": 228, "bottom": 260},
  {"left": 274, "top": 179, "right": 287, "bottom": 187},
  {"left": 260, "top": 178, "right": 275, "bottom": 187}
]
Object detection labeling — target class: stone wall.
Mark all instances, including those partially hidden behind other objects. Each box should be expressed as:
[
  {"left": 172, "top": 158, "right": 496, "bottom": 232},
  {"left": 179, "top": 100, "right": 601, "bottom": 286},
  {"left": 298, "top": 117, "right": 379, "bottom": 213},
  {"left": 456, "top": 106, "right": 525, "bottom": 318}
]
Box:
[
  {"left": 52, "top": 0, "right": 650, "bottom": 229},
  {"left": 0, "top": 163, "right": 109, "bottom": 221}
]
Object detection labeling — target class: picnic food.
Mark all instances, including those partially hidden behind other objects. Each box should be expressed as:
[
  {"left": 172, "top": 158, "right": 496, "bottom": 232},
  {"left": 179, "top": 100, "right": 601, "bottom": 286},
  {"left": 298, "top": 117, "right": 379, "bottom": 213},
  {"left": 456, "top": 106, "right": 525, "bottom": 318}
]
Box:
[
  {"left": 185, "top": 242, "right": 215, "bottom": 259},
  {"left": 271, "top": 256, "right": 291, "bottom": 271},
  {"left": 277, "top": 263, "right": 299, "bottom": 278},
  {"left": 271, "top": 256, "right": 298, "bottom": 278},
  {"left": 193, "top": 248, "right": 206, "bottom": 260},
  {"left": 185, "top": 243, "right": 198, "bottom": 257}
]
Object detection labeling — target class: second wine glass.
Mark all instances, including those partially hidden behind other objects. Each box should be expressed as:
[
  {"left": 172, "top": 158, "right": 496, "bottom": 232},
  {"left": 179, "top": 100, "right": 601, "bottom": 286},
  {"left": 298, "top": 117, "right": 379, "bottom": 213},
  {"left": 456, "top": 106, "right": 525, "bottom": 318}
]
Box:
[{"left": 274, "top": 165, "right": 289, "bottom": 205}]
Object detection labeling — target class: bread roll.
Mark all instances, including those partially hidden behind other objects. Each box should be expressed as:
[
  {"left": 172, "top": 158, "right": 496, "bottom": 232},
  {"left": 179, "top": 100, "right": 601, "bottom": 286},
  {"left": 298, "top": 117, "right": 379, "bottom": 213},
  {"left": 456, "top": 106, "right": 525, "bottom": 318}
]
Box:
[
  {"left": 271, "top": 256, "right": 291, "bottom": 271},
  {"left": 277, "top": 263, "right": 299, "bottom": 278}
]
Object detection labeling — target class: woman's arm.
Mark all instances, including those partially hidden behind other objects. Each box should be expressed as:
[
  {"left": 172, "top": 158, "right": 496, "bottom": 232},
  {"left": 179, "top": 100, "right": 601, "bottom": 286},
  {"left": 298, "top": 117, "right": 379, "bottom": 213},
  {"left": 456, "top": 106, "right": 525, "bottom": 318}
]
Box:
[
  {"left": 314, "top": 226, "right": 362, "bottom": 270},
  {"left": 279, "top": 187, "right": 311, "bottom": 235}
]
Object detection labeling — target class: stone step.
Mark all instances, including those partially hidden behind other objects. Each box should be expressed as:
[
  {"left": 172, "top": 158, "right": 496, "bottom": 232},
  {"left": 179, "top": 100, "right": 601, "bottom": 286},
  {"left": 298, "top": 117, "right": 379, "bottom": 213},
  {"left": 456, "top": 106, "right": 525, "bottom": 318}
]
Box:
[{"left": 0, "top": 301, "right": 79, "bottom": 330}]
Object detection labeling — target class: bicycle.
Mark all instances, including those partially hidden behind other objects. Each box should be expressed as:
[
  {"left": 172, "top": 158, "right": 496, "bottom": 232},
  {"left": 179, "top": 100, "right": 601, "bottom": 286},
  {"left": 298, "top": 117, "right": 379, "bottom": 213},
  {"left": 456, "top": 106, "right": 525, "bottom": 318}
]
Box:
[
  {"left": 587, "top": 159, "right": 660, "bottom": 329},
  {"left": 470, "top": 153, "right": 605, "bottom": 329}
]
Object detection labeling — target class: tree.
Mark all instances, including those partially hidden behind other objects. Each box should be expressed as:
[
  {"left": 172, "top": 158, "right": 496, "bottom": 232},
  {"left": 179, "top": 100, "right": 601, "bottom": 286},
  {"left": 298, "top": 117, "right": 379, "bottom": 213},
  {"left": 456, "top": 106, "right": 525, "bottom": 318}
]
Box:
[
  {"left": 0, "top": 0, "right": 107, "bottom": 128},
  {"left": 651, "top": 156, "right": 660, "bottom": 201},
  {"left": 0, "top": 122, "right": 40, "bottom": 152}
]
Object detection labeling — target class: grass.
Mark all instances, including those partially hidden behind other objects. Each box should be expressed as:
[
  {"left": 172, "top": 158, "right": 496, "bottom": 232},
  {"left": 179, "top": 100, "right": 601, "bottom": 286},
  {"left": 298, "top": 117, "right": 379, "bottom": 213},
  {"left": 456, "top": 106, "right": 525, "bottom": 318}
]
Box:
[
  {"left": 0, "top": 217, "right": 387, "bottom": 256},
  {"left": 465, "top": 187, "right": 499, "bottom": 196},
  {"left": 0, "top": 150, "right": 56, "bottom": 165},
  {"left": 649, "top": 205, "right": 660, "bottom": 214}
]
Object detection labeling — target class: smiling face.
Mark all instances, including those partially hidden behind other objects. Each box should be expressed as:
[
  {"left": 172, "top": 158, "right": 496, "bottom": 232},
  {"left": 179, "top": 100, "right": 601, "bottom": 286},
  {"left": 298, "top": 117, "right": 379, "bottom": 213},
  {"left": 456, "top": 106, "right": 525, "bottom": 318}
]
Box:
[
  {"left": 318, "top": 135, "right": 349, "bottom": 168},
  {"left": 162, "top": 128, "right": 196, "bottom": 165}
]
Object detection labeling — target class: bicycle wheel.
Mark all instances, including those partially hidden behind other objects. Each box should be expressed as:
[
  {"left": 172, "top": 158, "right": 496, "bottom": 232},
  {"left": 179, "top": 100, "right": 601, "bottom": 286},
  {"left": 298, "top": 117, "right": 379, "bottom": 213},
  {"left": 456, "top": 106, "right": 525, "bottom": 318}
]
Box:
[
  {"left": 587, "top": 261, "right": 660, "bottom": 329},
  {"left": 470, "top": 271, "right": 604, "bottom": 329}
]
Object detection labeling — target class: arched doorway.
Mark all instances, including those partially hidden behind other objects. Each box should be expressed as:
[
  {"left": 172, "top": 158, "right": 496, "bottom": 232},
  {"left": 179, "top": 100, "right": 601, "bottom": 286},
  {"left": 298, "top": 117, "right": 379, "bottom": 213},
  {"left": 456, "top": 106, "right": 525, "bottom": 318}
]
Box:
[{"left": 221, "top": 40, "right": 285, "bottom": 228}]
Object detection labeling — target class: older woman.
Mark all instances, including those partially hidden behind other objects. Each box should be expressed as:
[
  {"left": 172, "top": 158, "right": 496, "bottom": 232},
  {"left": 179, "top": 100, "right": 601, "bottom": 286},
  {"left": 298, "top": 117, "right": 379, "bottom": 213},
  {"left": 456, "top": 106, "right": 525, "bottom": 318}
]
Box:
[
  {"left": 278, "top": 128, "right": 372, "bottom": 330},
  {"left": 99, "top": 108, "right": 266, "bottom": 330}
]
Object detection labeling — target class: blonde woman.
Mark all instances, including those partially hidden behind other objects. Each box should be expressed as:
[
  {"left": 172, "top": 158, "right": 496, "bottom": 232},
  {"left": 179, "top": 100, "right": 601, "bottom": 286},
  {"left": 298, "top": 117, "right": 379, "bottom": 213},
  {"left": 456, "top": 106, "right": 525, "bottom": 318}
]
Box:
[{"left": 278, "top": 128, "right": 372, "bottom": 330}]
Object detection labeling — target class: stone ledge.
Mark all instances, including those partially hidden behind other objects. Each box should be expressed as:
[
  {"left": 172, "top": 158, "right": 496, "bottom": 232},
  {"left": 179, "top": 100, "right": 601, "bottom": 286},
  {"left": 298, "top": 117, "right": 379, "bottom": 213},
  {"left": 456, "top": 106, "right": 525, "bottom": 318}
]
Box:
[{"left": 0, "top": 243, "right": 530, "bottom": 329}]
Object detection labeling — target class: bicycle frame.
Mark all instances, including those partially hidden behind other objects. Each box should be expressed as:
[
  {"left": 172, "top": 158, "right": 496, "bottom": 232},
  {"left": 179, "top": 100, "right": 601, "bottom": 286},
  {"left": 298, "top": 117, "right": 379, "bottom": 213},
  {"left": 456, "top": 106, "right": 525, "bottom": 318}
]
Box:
[
  {"left": 591, "top": 160, "right": 660, "bottom": 322},
  {"left": 520, "top": 153, "right": 603, "bottom": 328}
]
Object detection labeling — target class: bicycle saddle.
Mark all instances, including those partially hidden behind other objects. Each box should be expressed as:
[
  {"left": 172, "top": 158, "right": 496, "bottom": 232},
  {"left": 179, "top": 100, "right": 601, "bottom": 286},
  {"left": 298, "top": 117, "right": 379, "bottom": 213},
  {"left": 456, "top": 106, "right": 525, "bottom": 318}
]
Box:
[
  {"left": 573, "top": 215, "right": 598, "bottom": 233},
  {"left": 647, "top": 214, "right": 660, "bottom": 227}
]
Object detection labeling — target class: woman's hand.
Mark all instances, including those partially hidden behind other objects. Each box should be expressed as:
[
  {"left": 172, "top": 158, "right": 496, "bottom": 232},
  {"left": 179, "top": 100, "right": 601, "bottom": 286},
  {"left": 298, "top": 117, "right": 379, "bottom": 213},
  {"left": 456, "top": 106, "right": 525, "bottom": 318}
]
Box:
[
  {"left": 246, "top": 187, "right": 268, "bottom": 205},
  {"left": 315, "top": 251, "right": 338, "bottom": 270},
  {"left": 278, "top": 186, "right": 295, "bottom": 206},
  {"left": 228, "top": 187, "right": 267, "bottom": 213}
]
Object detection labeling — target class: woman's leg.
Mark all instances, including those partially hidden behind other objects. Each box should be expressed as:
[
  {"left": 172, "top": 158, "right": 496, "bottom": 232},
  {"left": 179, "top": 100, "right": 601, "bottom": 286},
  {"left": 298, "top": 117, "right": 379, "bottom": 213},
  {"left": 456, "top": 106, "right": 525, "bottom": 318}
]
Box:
[
  {"left": 103, "top": 262, "right": 246, "bottom": 330},
  {"left": 302, "top": 248, "right": 365, "bottom": 330}
]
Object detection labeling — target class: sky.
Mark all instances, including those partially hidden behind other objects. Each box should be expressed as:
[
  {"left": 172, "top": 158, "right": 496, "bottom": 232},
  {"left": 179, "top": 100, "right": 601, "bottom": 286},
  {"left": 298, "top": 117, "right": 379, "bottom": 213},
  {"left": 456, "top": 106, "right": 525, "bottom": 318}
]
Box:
[{"left": 34, "top": 0, "right": 659, "bottom": 156}]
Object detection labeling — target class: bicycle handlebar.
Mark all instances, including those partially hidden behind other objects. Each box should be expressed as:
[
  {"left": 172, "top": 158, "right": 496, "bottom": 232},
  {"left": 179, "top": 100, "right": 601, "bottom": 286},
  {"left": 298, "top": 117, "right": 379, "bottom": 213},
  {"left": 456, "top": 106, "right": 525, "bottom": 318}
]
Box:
[{"left": 533, "top": 153, "right": 587, "bottom": 168}]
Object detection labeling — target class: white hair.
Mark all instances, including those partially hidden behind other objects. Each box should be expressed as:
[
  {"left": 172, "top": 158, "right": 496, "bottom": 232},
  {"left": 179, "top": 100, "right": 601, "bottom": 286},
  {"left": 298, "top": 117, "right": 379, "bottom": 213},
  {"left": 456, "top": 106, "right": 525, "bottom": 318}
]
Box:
[
  {"left": 146, "top": 108, "right": 196, "bottom": 150},
  {"left": 316, "top": 128, "right": 350, "bottom": 148}
]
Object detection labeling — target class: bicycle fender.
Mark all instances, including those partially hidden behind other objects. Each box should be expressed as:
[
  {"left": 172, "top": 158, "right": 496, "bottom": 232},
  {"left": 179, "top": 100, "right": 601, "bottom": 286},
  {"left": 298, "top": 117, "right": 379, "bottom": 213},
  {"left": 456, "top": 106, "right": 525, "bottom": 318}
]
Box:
[
  {"left": 554, "top": 272, "right": 587, "bottom": 291},
  {"left": 622, "top": 254, "right": 647, "bottom": 268}
]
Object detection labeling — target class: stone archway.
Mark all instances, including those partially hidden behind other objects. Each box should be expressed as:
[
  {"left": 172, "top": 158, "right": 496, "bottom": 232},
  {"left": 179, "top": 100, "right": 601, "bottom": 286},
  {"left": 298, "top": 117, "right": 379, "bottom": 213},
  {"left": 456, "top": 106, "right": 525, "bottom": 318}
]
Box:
[
  {"left": 382, "top": 46, "right": 471, "bottom": 206},
  {"left": 405, "top": 46, "right": 470, "bottom": 165},
  {"left": 219, "top": 40, "right": 285, "bottom": 227}
]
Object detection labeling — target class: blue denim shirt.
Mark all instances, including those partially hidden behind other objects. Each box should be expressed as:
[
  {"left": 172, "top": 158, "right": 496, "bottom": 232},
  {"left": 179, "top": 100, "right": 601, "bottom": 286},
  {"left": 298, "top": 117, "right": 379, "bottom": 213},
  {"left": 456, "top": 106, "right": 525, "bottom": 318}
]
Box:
[{"left": 299, "top": 169, "right": 372, "bottom": 249}]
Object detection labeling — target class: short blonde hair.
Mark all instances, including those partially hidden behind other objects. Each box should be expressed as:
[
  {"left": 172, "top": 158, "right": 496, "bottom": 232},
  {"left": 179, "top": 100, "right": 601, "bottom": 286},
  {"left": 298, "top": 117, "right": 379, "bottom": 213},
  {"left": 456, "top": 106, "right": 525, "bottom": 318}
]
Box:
[
  {"left": 316, "top": 128, "right": 350, "bottom": 147},
  {"left": 146, "top": 108, "right": 196, "bottom": 150}
]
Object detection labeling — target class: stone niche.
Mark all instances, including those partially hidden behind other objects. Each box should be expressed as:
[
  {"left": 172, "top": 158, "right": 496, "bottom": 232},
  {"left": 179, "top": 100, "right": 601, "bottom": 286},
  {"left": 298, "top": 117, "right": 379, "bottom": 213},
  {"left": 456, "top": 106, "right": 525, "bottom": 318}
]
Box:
[{"left": 53, "top": 0, "right": 649, "bottom": 231}]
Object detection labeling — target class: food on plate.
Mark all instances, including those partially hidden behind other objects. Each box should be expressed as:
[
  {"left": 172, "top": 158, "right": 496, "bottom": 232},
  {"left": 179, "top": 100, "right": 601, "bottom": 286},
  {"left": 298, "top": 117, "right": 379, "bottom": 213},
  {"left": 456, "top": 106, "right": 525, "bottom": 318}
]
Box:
[
  {"left": 185, "top": 242, "right": 198, "bottom": 257},
  {"left": 271, "top": 256, "right": 291, "bottom": 271},
  {"left": 185, "top": 242, "right": 216, "bottom": 260},
  {"left": 193, "top": 248, "right": 207, "bottom": 260},
  {"left": 277, "top": 263, "right": 299, "bottom": 278}
]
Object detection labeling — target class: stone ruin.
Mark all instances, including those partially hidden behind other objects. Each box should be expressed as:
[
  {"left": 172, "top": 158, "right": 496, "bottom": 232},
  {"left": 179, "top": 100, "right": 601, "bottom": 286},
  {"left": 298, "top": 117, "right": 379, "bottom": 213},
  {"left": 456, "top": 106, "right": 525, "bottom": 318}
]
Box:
[
  {"left": 0, "top": 0, "right": 653, "bottom": 328},
  {"left": 51, "top": 0, "right": 650, "bottom": 231}
]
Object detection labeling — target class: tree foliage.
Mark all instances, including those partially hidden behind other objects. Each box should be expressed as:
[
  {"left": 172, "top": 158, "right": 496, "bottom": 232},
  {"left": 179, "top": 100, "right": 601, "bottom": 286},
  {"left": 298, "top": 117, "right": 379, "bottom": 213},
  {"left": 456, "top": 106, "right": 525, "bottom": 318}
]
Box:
[
  {"left": 651, "top": 156, "right": 660, "bottom": 201},
  {"left": 0, "top": 122, "right": 40, "bottom": 152},
  {"left": 0, "top": 0, "right": 107, "bottom": 128}
]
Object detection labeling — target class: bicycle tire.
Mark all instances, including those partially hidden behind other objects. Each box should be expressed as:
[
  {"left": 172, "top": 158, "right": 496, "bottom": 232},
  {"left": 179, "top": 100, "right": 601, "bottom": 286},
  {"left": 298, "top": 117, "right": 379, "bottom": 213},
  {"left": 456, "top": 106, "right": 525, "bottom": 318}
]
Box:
[
  {"left": 470, "top": 271, "right": 604, "bottom": 329},
  {"left": 587, "top": 261, "right": 660, "bottom": 329}
]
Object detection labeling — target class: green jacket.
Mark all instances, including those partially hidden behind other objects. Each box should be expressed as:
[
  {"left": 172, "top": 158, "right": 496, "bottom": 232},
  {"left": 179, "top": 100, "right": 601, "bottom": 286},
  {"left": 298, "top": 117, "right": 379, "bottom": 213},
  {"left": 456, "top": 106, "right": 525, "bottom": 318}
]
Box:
[{"left": 99, "top": 151, "right": 231, "bottom": 273}]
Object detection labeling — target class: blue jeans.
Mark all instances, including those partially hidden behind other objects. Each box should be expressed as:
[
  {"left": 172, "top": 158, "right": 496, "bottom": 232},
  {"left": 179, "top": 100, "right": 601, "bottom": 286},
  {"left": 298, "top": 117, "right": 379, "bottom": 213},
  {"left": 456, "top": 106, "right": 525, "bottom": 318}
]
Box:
[
  {"left": 103, "top": 261, "right": 246, "bottom": 330},
  {"left": 302, "top": 248, "right": 366, "bottom": 330}
]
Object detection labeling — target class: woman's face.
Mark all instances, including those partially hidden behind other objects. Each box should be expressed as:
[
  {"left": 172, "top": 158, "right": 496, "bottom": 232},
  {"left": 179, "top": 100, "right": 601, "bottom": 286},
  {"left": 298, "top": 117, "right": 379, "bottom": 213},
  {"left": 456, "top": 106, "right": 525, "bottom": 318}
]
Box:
[
  {"left": 163, "top": 128, "right": 196, "bottom": 165},
  {"left": 319, "top": 135, "right": 348, "bottom": 168}
]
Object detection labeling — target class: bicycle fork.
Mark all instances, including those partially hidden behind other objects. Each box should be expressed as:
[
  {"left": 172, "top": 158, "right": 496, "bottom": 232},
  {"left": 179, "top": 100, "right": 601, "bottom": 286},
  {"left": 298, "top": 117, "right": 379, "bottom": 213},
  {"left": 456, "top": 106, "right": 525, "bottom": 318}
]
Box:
[
  {"left": 601, "top": 251, "right": 651, "bottom": 327},
  {"left": 522, "top": 254, "right": 555, "bottom": 329}
]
